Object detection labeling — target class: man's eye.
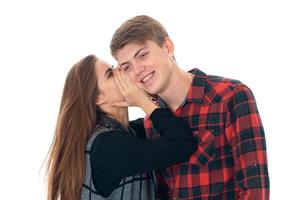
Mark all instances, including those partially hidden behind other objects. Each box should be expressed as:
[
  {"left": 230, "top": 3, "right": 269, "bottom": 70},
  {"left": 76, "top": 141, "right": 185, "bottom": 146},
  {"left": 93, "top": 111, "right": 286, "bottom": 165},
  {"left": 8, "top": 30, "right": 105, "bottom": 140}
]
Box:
[{"left": 139, "top": 52, "right": 148, "bottom": 58}]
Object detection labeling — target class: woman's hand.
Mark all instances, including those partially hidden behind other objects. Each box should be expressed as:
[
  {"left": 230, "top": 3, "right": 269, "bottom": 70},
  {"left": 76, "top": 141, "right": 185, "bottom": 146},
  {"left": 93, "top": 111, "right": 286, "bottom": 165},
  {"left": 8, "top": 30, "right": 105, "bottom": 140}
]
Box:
[{"left": 112, "top": 67, "right": 159, "bottom": 116}]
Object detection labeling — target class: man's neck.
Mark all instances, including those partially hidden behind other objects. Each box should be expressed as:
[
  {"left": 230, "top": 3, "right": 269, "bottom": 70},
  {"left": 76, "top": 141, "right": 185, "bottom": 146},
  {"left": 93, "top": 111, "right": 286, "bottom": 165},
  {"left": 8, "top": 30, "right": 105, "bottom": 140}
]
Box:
[{"left": 159, "top": 67, "right": 194, "bottom": 112}]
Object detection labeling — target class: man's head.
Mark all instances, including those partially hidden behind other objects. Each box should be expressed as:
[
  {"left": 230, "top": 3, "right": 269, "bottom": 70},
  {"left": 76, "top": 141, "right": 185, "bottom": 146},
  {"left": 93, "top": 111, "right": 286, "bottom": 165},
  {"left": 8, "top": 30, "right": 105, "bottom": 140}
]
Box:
[
  {"left": 110, "top": 15, "right": 177, "bottom": 95},
  {"left": 110, "top": 15, "right": 169, "bottom": 56}
]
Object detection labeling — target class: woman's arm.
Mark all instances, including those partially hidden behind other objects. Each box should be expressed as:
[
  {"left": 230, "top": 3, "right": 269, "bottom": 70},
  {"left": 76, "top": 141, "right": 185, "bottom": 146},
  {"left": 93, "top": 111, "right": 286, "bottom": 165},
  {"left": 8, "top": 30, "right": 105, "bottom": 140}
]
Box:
[
  {"left": 129, "top": 118, "right": 146, "bottom": 139},
  {"left": 90, "top": 108, "right": 197, "bottom": 196}
]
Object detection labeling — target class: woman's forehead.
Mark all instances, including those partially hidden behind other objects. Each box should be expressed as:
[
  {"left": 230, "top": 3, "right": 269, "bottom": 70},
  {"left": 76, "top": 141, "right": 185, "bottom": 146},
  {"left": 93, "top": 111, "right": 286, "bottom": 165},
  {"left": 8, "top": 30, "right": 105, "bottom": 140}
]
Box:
[{"left": 95, "top": 59, "right": 113, "bottom": 81}]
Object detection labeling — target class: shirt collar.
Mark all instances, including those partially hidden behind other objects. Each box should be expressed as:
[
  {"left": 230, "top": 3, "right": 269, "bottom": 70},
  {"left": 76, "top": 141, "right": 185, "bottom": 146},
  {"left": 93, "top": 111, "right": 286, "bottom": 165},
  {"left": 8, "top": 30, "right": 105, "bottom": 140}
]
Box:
[
  {"left": 157, "top": 68, "right": 207, "bottom": 108},
  {"left": 185, "top": 68, "right": 207, "bottom": 104},
  {"left": 96, "top": 110, "right": 127, "bottom": 132}
]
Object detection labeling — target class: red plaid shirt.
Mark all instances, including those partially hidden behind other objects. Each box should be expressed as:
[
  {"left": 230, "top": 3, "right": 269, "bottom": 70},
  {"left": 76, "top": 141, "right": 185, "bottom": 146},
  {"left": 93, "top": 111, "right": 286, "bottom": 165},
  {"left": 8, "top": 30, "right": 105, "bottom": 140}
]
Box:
[{"left": 144, "top": 69, "right": 269, "bottom": 199}]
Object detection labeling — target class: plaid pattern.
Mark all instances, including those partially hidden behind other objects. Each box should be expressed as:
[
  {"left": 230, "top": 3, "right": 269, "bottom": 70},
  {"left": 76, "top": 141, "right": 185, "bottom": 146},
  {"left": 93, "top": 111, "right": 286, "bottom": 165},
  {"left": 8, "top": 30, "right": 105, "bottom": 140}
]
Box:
[{"left": 144, "top": 69, "right": 269, "bottom": 199}]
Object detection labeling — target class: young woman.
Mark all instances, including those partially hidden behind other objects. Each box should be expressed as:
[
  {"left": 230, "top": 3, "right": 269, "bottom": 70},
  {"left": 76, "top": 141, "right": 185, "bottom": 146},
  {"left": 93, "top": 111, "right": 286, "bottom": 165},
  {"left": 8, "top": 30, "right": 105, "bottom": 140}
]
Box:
[{"left": 46, "top": 55, "right": 197, "bottom": 200}]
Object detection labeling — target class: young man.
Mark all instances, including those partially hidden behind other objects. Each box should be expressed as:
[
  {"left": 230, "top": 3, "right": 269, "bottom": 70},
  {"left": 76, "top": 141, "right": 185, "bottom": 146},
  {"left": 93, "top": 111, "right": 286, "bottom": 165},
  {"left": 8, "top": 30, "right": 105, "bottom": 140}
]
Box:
[{"left": 110, "top": 15, "right": 270, "bottom": 200}]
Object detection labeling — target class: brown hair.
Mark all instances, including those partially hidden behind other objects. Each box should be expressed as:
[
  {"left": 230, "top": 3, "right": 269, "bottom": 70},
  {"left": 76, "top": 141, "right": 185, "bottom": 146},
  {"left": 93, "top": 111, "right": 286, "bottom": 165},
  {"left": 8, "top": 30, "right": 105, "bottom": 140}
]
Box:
[
  {"left": 110, "top": 15, "right": 169, "bottom": 56},
  {"left": 46, "top": 55, "right": 101, "bottom": 200}
]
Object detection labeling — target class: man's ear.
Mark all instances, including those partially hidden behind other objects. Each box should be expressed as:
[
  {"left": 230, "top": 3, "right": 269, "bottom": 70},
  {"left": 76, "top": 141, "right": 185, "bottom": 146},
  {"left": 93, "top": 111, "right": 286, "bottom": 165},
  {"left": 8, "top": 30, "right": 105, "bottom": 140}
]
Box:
[
  {"left": 96, "top": 95, "right": 106, "bottom": 106},
  {"left": 164, "top": 38, "right": 175, "bottom": 58}
]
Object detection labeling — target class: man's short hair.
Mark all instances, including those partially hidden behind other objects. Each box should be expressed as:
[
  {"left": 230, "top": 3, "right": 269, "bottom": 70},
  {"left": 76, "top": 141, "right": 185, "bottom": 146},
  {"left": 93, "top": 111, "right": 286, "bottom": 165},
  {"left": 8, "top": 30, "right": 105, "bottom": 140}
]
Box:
[{"left": 110, "top": 15, "right": 169, "bottom": 57}]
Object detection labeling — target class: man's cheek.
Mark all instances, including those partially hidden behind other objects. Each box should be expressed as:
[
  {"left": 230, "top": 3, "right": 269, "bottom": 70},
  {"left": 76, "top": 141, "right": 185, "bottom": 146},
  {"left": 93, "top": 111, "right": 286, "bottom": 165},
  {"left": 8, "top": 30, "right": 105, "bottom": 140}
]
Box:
[{"left": 132, "top": 74, "right": 139, "bottom": 84}]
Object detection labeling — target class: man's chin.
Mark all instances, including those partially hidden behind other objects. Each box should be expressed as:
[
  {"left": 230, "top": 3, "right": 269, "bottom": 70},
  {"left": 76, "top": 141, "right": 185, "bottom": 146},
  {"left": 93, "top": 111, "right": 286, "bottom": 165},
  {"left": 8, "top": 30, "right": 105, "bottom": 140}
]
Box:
[
  {"left": 143, "top": 87, "right": 155, "bottom": 95},
  {"left": 139, "top": 83, "right": 159, "bottom": 96}
]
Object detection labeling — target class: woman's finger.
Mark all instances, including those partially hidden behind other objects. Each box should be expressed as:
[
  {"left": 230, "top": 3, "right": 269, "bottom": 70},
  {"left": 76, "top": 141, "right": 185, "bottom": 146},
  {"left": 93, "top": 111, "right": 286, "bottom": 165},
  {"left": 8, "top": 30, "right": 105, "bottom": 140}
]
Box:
[
  {"left": 113, "top": 68, "right": 127, "bottom": 95},
  {"left": 119, "top": 68, "right": 133, "bottom": 89},
  {"left": 120, "top": 69, "right": 139, "bottom": 92}
]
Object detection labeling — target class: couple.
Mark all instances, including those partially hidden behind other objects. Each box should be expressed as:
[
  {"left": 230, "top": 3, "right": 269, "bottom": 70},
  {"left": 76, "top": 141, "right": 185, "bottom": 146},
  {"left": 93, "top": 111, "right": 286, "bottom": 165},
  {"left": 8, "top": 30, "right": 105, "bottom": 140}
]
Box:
[{"left": 47, "top": 16, "right": 270, "bottom": 200}]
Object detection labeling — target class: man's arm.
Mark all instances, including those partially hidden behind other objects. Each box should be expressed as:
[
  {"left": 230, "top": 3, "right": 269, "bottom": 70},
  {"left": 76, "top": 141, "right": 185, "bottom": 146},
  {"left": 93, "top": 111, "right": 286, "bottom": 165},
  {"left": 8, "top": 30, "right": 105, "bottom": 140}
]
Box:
[{"left": 225, "top": 84, "right": 270, "bottom": 199}]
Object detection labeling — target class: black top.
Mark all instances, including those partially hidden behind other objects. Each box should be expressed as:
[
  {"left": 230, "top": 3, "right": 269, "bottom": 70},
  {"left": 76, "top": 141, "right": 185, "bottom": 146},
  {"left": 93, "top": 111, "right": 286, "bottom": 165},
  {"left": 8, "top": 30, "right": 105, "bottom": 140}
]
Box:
[{"left": 90, "top": 108, "right": 197, "bottom": 196}]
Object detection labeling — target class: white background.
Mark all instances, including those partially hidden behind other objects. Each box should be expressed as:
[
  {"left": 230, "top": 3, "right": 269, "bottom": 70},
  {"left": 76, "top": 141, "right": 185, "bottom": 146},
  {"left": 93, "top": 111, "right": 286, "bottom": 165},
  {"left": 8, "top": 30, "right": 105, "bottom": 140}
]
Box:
[{"left": 0, "top": 0, "right": 299, "bottom": 199}]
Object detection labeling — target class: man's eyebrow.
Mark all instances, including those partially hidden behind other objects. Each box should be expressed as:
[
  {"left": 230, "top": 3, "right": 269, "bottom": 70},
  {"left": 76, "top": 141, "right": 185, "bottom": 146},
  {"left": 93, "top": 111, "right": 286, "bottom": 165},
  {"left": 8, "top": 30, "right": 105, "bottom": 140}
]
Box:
[
  {"left": 133, "top": 47, "right": 147, "bottom": 58},
  {"left": 119, "top": 47, "right": 147, "bottom": 66}
]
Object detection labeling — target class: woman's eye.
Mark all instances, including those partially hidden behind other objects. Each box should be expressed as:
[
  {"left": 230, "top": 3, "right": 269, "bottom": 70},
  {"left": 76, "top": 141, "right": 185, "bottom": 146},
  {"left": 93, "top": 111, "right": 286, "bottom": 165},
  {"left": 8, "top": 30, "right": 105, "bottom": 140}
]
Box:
[
  {"left": 124, "top": 65, "right": 130, "bottom": 71},
  {"left": 107, "top": 70, "right": 113, "bottom": 78}
]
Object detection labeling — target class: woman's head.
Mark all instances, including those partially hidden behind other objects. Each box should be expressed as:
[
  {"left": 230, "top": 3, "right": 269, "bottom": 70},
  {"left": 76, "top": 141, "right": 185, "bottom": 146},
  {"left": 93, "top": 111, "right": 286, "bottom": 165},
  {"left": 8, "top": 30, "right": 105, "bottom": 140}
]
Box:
[
  {"left": 46, "top": 55, "right": 122, "bottom": 200},
  {"left": 61, "top": 55, "right": 123, "bottom": 112},
  {"left": 94, "top": 59, "right": 124, "bottom": 109},
  {"left": 62, "top": 55, "right": 99, "bottom": 116}
]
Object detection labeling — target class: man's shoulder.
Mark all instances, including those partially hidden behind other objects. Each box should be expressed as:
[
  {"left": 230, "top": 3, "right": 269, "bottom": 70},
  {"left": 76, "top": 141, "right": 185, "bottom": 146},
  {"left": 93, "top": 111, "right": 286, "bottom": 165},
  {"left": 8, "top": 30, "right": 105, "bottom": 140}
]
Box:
[
  {"left": 206, "top": 74, "right": 253, "bottom": 103},
  {"left": 206, "top": 74, "right": 245, "bottom": 91},
  {"left": 189, "top": 68, "right": 243, "bottom": 87},
  {"left": 207, "top": 74, "right": 242, "bottom": 85},
  {"left": 190, "top": 69, "right": 251, "bottom": 103}
]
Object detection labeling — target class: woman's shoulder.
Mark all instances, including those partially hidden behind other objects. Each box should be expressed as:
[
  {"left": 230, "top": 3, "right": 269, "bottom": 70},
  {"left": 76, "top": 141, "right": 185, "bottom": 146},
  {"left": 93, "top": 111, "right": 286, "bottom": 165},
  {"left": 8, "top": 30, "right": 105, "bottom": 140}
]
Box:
[
  {"left": 90, "top": 125, "right": 128, "bottom": 148},
  {"left": 86, "top": 124, "right": 113, "bottom": 145},
  {"left": 89, "top": 128, "right": 134, "bottom": 162},
  {"left": 92, "top": 123, "right": 114, "bottom": 134}
]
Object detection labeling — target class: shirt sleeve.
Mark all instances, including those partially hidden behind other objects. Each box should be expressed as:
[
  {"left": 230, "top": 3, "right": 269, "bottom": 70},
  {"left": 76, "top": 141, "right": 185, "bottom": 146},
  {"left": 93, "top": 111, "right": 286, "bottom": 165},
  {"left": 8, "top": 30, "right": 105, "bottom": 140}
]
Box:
[
  {"left": 129, "top": 118, "right": 146, "bottom": 139},
  {"left": 225, "top": 84, "right": 270, "bottom": 199},
  {"left": 90, "top": 108, "right": 197, "bottom": 197}
]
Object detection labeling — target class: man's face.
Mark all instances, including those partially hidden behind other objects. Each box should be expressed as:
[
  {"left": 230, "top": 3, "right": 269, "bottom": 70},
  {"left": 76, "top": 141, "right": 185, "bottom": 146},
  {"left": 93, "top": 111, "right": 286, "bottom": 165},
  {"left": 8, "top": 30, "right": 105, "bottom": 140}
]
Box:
[{"left": 115, "top": 39, "right": 174, "bottom": 95}]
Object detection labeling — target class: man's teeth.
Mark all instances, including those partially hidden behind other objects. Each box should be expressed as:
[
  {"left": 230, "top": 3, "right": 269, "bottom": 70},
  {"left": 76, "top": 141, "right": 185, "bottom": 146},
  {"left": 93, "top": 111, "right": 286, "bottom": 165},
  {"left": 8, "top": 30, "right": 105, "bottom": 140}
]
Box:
[{"left": 142, "top": 73, "right": 153, "bottom": 83}]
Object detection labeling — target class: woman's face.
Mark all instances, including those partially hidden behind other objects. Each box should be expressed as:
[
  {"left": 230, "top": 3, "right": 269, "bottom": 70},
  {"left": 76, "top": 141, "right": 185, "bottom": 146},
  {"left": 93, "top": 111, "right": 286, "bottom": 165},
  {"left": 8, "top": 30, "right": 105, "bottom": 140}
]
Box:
[{"left": 95, "top": 59, "right": 123, "bottom": 106}]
